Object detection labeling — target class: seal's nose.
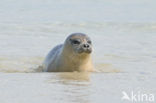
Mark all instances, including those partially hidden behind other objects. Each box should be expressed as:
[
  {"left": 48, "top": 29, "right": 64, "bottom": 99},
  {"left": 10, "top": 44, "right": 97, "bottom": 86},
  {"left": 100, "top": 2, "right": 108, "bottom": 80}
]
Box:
[{"left": 83, "top": 44, "right": 90, "bottom": 48}]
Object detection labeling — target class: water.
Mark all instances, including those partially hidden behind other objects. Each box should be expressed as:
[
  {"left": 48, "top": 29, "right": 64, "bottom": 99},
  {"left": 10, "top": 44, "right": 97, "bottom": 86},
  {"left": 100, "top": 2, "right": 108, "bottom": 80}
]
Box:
[{"left": 0, "top": 0, "right": 156, "bottom": 103}]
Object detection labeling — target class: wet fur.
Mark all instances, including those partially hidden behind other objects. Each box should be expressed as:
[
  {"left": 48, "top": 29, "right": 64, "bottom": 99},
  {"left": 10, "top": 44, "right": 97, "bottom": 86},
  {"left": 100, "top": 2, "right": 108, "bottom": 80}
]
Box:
[{"left": 43, "top": 34, "right": 94, "bottom": 72}]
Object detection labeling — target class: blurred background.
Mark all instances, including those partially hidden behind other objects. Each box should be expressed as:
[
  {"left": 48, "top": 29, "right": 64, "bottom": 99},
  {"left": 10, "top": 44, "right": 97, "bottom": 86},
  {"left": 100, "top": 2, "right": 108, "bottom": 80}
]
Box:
[{"left": 0, "top": 0, "right": 156, "bottom": 72}]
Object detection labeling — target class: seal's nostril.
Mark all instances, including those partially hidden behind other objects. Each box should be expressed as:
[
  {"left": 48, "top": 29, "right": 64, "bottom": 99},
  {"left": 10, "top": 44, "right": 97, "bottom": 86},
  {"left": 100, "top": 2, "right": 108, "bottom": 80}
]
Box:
[
  {"left": 84, "top": 44, "right": 86, "bottom": 48},
  {"left": 83, "top": 44, "right": 89, "bottom": 48},
  {"left": 87, "top": 45, "right": 89, "bottom": 48}
]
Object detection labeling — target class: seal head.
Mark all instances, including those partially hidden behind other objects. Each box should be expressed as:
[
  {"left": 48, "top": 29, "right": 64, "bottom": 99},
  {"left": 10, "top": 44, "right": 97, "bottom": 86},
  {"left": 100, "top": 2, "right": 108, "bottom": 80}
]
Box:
[
  {"left": 64, "top": 33, "right": 92, "bottom": 54},
  {"left": 43, "top": 33, "right": 94, "bottom": 72}
]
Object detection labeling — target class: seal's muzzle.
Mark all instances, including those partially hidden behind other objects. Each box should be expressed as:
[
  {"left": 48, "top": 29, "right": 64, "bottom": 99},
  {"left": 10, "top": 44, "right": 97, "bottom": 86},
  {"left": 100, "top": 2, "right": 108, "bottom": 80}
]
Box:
[{"left": 77, "top": 43, "right": 92, "bottom": 54}]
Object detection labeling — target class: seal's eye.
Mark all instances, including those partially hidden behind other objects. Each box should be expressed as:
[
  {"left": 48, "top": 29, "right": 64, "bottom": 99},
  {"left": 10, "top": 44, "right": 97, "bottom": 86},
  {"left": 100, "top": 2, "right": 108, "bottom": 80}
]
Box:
[
  {"left": 87, "top": 40, "right": 92, "bottom": 44},
  {"left": 72, "top": 40, "right": 81, "bottom": 45}
]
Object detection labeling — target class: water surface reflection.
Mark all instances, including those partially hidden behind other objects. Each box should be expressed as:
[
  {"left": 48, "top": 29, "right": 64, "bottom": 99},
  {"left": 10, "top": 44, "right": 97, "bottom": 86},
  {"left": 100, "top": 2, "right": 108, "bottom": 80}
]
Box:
[{"left": 47, "top": 72, "right": 92, "bottom": 103}]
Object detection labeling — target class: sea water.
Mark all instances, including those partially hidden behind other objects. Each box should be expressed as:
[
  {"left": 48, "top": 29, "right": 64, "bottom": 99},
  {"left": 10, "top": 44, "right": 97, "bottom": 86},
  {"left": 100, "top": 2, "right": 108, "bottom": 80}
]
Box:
[{"left": 0, "top": 0, "right": 156, "bottom": 103}]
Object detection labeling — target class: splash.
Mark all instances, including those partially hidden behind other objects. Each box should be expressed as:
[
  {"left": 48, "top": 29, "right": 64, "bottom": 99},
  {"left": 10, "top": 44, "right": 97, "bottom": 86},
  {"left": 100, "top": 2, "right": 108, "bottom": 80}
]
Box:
[
  {"left": 95, "top": 63, "right": 121, "bottom": 73},
  {"left": 0, "top": 56, "right": 44, "bottom": 73}
]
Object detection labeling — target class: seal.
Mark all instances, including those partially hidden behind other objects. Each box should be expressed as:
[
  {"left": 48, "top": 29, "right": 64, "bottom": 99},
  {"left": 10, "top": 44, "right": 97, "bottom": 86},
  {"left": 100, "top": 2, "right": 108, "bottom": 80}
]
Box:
[{"left": 43, "top": 33, "right": 94, "bottom": 72}]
